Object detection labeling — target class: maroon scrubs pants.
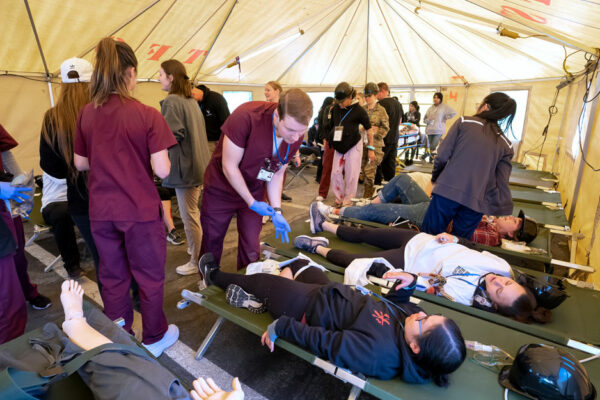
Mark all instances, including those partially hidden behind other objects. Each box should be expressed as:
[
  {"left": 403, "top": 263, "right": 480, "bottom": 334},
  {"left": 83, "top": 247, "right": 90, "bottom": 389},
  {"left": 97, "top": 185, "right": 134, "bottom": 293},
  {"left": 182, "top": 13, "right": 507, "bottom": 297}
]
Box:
[
  {"left": 318, "top": 141, "right": 335, "bottom": 199},
  {"left": 12, "top": 216, "right": 39, "bottom": 300},
  {"left": 91, "top": 218, "right": 168, "bottom": 345},
  {"left": 0, "top": 205, "right": 27, "bottom": 344},
  {"left": 200, "top": 188, "right": 263, "bottom": 270}
]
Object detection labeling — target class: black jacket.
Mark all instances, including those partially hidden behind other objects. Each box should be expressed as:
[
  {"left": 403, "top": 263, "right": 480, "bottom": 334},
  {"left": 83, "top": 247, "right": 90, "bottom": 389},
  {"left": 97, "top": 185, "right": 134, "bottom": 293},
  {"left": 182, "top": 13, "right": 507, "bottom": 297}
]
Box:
[
  {"left": 196, "top": 85, "right": 230, "bottom": 142},
  {"left": 39, "top": 115, "right": 89, "bottom": 216},
  {"left": 324, "top": 103, "right": 371, "bottom": 154},
  {"left": 379, "top": 98, "right": 403, "bottom": 146},
  {"left": 404, "top": 111, "right": 421, "bottom": 127},
  {"left": 275, "top": 276, "right": 429, "bottom": 382}
]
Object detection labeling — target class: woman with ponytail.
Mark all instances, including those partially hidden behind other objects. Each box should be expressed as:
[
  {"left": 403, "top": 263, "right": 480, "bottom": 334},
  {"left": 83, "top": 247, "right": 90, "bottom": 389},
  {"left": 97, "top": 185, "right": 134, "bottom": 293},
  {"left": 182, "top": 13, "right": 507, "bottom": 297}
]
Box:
[
  {"left": 422, "top": 92, "right": 516, "bottom": 239},
  {"left": 158, "top": 59, "right": 210, "bottom": 276},
  {"left": 73, "top": 38, "right": 178, "bottom": 357}
]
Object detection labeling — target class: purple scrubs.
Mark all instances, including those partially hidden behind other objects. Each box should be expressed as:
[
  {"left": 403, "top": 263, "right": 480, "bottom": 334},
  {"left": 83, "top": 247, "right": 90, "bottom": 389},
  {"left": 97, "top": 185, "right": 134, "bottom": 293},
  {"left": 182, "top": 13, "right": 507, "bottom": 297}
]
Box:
[{"left": 74, "top": 95, "right": 176, "bottom": 344}]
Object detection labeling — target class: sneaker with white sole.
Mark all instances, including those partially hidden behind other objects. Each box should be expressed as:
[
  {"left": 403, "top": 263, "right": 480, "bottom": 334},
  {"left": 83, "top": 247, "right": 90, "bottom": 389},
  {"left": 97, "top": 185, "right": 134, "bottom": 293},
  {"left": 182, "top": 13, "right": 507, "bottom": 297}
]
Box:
[
  {"left": 143, "top": 324, "right": 179, "bottom": 357},
  {"left": 175, "top": 261, "right": 197, "bottom": 276},
  {"left": 315, "top": 195, "right": 324, "bottom": 202},
  {"left": 294, "top": 235, "right": 329, "bottom": 253},
  {"left": 225, "top": 284, "right": 266, "bottom": 314},
  {"left": 309, "top": 201, "right": 328, "bottom": 233},
  {"left": 167, "top": 229, "right": 185, "bottom": 246},
  {"left": 316, "top": 201, "right": 332, "bottom": 217}
]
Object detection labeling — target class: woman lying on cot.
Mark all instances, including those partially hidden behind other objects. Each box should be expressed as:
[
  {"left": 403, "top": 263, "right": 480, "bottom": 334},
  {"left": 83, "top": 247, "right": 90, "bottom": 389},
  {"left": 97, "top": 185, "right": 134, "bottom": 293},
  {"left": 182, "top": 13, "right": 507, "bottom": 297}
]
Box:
[
  {"left": 198, "top": 253, "right": 466, "bottom": 386},
  {"left": 295, "top": 210, "right": 552, "bottom": 324}
]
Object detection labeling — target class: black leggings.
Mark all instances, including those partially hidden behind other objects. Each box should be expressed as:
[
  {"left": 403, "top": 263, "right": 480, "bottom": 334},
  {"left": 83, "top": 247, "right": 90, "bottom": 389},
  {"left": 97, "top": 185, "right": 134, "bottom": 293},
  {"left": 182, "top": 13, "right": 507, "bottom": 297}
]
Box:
[
  {"left": 212, "top": 259, "right": 329, "bottom": 320},
  {"left": 326, "top": 225, "right": 419, "bottom": 269}
]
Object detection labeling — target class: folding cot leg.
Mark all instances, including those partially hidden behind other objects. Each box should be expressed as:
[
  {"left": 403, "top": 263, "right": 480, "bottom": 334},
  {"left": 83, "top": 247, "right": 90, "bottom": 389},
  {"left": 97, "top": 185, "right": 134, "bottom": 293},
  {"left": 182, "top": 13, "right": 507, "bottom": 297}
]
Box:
[
  {"left": 347, "top": 386, "right": 362, "bottom": 400},
  {"left": 195, "top": 316, "right": 225, "bottom": 360},
  {"left": 44, "top": 255, "right": 62, "bottom": 272}
]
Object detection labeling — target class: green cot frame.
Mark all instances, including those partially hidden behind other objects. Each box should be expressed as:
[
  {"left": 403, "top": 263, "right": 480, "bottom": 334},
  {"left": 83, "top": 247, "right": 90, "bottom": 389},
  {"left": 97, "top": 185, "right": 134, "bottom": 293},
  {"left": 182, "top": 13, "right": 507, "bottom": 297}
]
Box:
[
  {"left": 178, "top": 268, "right": 600, "bottom": 400},
  {"left": 264, "top": 219, "right": 600, "bottom": 348}
]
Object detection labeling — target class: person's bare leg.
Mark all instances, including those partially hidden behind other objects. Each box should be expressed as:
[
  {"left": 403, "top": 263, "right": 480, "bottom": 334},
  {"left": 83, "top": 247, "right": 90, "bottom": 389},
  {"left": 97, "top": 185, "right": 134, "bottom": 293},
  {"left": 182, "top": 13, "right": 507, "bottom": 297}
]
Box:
[
  {"left": 279, "top": 267, "right": 293, "bottom": 280},
  {"left": 322, "top": 221, "right": 338, "bottom": 235},
  {"left": 315, "top": 245, "right": 331, "bottom": 258},
  {"left": 60, "top": 280, "right": 111, "bottom": 350},
  {"left": 161, "top": 200, "right": 175, "bottom": 232}
]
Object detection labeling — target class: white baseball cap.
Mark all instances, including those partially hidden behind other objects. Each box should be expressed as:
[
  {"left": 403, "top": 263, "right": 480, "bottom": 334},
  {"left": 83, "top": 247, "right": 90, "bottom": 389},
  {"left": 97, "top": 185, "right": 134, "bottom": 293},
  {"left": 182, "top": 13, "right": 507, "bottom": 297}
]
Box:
[{"left": 60, "top": 57, "right": 93, "bottom": 83}]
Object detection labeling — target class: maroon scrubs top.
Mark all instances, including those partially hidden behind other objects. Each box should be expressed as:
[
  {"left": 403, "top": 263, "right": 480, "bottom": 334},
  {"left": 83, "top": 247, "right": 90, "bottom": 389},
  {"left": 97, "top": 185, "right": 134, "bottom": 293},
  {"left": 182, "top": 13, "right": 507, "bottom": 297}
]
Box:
[
  {"left": 0, "top": 124, "right": 18, "bottom": 172},
  {"left": 74, "top": 95, "right": 176, "bottom": 222},
  {"left": 203, "top": 101, "right": 303, "bottom": 199}
]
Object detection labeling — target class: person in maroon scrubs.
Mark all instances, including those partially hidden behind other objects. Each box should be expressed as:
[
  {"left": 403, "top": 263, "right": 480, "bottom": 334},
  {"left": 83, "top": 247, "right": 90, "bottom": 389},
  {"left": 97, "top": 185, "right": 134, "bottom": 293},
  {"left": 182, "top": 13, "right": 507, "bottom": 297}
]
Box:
[
  {"left": 201, "top": 89, "right": 312, "bottom": 270},
  {"left": 74, "top": 38, "right": 178, "bottom": 357}
]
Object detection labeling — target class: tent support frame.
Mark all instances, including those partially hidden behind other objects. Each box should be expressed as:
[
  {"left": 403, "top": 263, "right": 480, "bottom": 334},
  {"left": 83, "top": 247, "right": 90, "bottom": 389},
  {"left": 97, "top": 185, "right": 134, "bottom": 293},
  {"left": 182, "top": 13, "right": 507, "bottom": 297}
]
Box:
[
  {"left": 375, "top": 0, "right": 414, "bottom": 85},
  {"left": 23, "top": 0, "right": 50, "bottom": 78}
]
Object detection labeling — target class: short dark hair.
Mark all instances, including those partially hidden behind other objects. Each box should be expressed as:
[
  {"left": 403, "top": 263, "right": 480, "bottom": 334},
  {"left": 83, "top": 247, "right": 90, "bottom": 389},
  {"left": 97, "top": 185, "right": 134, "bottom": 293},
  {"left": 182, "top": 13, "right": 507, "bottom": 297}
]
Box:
[
  {"left": 414, "top": 318, "right": 466, "bottom": 387},
  {"left": 410, "top": 100, "right": 420, "bottom": 112},
  {"left": 377, "top": 82, "right": 390, "bottom": 93},
  {"left": 433, "top": 92, "right": 443, "bottom": 102},
  {"left": 277, "top": 88, "right": 313, "bottom": 126}
]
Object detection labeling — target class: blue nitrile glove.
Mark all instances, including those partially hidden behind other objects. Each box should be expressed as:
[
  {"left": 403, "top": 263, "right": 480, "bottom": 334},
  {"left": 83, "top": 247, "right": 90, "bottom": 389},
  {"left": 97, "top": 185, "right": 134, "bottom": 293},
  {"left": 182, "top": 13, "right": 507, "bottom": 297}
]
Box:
[
  {"left": 272, "top": 212, "right": 291, "bottom": 243},
  {"left": 0, "top": 183, "right": 32, "bottom": 203},
  {"left": 249, "top": 200, "right": 275, "bottom": 217},
  {"left": 267, "top": 319, "right": 278, "bottom": 343}
]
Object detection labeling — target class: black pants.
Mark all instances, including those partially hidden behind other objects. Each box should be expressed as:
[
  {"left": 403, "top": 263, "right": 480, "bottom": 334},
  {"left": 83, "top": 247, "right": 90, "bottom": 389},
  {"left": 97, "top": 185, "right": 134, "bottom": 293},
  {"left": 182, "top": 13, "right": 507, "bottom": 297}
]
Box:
[
  {"left": 71, "top": 213, "right": 101, "bottom": 287},
  {"left": 213, "top": 259, "right": 329, "bottom": 320},
  {"left": 326, "top": 225, "right": 419, "bottom": 269},
  {"left": 42, "top": 202, "right": 80, "bottom": 274},
  {"left": 375, "top": 142, "right": 397, "bottom": 185}
]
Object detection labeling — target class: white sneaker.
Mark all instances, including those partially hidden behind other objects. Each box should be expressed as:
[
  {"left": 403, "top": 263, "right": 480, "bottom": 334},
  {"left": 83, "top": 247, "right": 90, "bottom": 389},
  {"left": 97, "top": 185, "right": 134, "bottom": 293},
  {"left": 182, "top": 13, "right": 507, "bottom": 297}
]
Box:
[
  {"left": 315, "top": 195, "right": 324, "bottom": 202},
  {"left": 316, "top": 201, "right": 332, "bottom": 217},
  {"left": 143, "top": 324, "right": 179, "bottom": 357},
  {"left": 176, "top": 261, "right": 197, "bottom": 276}
]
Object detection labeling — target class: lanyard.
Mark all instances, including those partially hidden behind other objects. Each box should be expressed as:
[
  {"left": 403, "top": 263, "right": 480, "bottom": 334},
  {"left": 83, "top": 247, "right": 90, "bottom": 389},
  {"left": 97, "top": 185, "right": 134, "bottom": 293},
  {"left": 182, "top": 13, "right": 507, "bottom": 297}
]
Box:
[
  {"left": 338, "top": 107, "right": 353, "bottom": 125},
  {"left": 446, "top": 273, "right": 479, "bottom": 287},
  {"left": 272, "top": 113, "right": 290, "bottom": 165}
]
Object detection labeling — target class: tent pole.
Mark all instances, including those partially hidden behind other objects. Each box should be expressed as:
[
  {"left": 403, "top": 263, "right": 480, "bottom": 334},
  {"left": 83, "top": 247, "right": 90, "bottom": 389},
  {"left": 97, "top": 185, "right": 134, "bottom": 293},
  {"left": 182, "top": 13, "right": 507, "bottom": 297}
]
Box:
[
  {"left": 551, "top": 83, "right": 573, "bottom": 174},
  {"left": 365, "top": 0, "right": 370, "bottom": 84},
  {"left": 23, "top": 0, "right": 50, "bottom": 78},
  {"left": 320, "top": 0, "right": 363, "bottom": 85},
  {"left": 276, "top": 0, "right": 356, "bottom": 82},
  {"left": 134, "top": 0, "right": 179, "bottom": 52},
  {"left": 568, "top": 70, "right": 600, "bottom": 224},
  {"left": 191, "top": 0, "right": 238, "bottom": 82},
  {"left": 47, "top": 82, "right": 55, "bottom": 107},
  {"left": 462, "top": 84, "right": 470, "bottom": 116},
  {"left": 375, "top": 0, "right": 414, "bottom": 85}
]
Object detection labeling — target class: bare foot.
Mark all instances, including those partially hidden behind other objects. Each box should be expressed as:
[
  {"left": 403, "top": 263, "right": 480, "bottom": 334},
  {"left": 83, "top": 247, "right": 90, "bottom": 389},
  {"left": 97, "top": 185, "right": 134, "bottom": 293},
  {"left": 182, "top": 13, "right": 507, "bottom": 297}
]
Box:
[{"left": 60, "top": 280, "right": 84, "bottom": 321}]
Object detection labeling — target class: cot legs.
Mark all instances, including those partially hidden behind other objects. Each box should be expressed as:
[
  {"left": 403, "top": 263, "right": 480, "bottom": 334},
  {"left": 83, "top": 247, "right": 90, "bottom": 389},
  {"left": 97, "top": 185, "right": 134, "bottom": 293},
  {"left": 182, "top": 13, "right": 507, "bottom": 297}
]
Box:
[{"left": 195, "top": 316, "right": 225, "bottom": 360}]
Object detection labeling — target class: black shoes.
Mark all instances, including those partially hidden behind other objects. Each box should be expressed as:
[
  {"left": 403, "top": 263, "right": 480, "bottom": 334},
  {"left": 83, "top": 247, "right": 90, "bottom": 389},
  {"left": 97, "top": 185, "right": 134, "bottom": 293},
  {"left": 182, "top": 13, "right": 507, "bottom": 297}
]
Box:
[
  {"left": 29, "top": 294, "right": 52, "bottom": 310},
  {"left": 198, "top": 253, "right": 219, "bottom": 286}
]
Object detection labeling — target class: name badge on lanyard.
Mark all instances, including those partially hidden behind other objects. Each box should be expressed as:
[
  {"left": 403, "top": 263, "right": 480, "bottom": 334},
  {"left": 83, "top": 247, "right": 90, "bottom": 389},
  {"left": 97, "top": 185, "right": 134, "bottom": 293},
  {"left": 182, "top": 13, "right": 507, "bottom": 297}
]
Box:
[
  {"left": 334, "top": 107, "right": 353, "bottom": 142},
  {"left": 257, "top": 158, "right": 276, "bottom": 182}
]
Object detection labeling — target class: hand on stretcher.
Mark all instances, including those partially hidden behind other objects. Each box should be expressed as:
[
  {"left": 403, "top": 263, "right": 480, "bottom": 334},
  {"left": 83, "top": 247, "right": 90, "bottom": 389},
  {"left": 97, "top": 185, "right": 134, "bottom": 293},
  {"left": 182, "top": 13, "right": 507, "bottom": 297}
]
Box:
[{"left": 381, "top": 271, "right": 416, "bottom": 290}]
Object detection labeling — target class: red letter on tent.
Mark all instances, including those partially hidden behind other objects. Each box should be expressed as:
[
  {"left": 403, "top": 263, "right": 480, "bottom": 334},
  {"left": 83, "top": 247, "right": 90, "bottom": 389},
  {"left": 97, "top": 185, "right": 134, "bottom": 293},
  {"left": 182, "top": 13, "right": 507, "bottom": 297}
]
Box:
[
  {"left": 523, "top": 0, "right": 551, "bottom": 5},
  {"left": 147, "top": 44, "right": 172, "bottom": 61},
  {"left": 184, "top": 49, "right": 208, "bottom": 64},
  {"left": 501, "top": 6, "right": 547, "bottom": 24},
  {"left": 448, "top": 91, "right": 458, "bottom": 101}
]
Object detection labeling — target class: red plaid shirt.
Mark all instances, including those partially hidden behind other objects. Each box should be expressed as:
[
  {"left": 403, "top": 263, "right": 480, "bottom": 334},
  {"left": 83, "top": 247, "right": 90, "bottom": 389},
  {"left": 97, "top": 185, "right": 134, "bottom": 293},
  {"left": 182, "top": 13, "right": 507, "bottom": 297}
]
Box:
[{"left": 470, "top": 216, "right": 501, "bottom": 246}]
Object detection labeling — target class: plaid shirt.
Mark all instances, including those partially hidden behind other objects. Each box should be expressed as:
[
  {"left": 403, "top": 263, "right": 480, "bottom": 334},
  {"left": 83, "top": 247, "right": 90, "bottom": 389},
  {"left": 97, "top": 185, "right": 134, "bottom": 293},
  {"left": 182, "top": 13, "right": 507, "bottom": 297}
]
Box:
[{"left": 470, "top": 216, "right": 502, "bottom": 246}]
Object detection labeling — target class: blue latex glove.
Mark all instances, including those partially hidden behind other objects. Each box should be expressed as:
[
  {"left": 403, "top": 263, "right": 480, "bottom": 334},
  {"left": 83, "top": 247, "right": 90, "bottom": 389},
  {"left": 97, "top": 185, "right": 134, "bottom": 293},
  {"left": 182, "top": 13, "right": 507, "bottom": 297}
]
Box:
[
  {"left": 249, "top": 200, "right": 275, "bottom": 217},
  {"left": 272, "top": 212, "right": 291, "bottom": 243},
  {"left": 0, "top": 183, "right": 32, "bottom": 203}
]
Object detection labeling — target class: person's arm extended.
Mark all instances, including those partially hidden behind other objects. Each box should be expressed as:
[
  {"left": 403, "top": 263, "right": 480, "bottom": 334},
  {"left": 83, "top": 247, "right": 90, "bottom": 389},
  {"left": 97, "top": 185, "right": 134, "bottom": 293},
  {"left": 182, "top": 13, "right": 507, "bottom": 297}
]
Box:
[
  {"left": 221, "top": 135, "right": 255, "bottom": 206},
  {"left": 431, "top": 118, "right": 460, "bottom": 182},
  {"left": 266, "top": 164, "right": 286, "bottom": 208},
  {"left": 74, "top": 154, "right": 90, "bottom": 171},
  {"left": 151, "top": 149, "right": 171, "bottom": 179},
  {"left": 495, "top": 146, "right": 514, "bottom": 216},
  {"left": 444, "top": 105, "right": 457, "bottom": 120},
  {"left": 2, "top": 150, "right": 23, "bottom": 176}
]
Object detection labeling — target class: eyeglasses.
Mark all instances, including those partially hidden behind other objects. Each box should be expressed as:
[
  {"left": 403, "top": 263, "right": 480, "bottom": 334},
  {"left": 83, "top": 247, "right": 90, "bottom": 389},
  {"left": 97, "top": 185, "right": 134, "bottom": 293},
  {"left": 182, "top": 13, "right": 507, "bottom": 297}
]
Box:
[{"left": 415, "top": 313, "right": 442, "bottom": 336}]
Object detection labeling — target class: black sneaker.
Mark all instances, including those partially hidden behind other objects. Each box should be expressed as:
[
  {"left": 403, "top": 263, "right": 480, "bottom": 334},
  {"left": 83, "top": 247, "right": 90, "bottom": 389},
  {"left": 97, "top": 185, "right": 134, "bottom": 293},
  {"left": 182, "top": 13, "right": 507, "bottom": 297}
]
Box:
[
  {"left": 294, "top": 235, "right": 329, "bottom": 253},
  {"left": 225, "top": 284, "right": 266, "bottom": 314},
  {"left": 167, "top": 229, "right": 184, "bottom": 246},
  {"left": 198, "top": 253, "right": 220, "bottom": 287},
  {"left": 67, "top": 266, "right": 85, "bottom": 279},
  {"left": 29, "top": 294, "right": 52, "bottom": 310},
  {"left": 281, "top": 193, "right": 292, "bottom": 202},
  {"left": 309, "top": 201, "right": 326, "bottom": 233}
]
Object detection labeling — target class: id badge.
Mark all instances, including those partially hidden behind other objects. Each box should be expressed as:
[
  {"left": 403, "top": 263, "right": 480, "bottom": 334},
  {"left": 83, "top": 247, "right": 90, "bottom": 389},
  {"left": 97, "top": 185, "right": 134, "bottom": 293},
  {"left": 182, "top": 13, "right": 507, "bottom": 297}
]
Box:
[
  {"left": 257, "top": 168, "right": 274, "bottom": 182},
  {"left": 333, "top": 126, "right": 343, "bottom": 141}
]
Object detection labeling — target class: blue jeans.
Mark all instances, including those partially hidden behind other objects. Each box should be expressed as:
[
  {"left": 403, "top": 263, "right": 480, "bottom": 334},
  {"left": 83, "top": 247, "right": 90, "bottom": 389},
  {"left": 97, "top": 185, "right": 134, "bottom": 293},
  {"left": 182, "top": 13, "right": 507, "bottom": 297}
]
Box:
[
  {"left": 341, "top": 174, "right": 430, "bottom": 226},
  {"left": 422, "top": 194, "right": 483, "bottom": 238}
]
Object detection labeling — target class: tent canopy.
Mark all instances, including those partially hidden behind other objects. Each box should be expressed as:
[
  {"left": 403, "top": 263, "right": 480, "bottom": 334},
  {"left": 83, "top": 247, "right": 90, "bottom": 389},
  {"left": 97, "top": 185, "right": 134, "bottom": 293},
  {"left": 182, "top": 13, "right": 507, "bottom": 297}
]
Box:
[{"left": 4, "top": 0, "right": 598, "bottom": 87}]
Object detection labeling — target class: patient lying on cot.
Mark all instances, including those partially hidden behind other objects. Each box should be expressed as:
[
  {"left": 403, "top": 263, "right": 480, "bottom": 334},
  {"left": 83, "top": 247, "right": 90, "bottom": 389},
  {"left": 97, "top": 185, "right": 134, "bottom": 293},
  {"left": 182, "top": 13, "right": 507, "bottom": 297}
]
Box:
[
  {"left": 320, "top": 173, "right": 538, "bottom": 246},
  {"left": 59, "top": 280, "right": 244, "bottom": 400},
  {"left": 294, "top": 215, "right": 552, "bottom": 325},
  {"left": 198, "top": 253, "right": 466, "bottom": 386}
]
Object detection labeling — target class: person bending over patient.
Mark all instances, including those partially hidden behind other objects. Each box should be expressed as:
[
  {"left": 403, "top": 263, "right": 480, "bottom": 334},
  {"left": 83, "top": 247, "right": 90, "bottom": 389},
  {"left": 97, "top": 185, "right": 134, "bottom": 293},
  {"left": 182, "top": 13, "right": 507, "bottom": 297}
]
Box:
[
  {"left": 199, "top": 253, "right": 466, "bottom": 386},
  {"left": 60, "top": 280, "right": 244, "bottom": 400},
  {"left": 294, "top": 217, "right": 550, "bottom": 324}
]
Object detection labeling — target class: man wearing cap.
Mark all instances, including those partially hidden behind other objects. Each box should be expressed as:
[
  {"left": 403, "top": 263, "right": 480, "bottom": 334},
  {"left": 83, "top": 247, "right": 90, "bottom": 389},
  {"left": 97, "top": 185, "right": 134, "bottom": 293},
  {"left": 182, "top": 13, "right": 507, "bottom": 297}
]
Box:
[
  {"left": 192, "top": 84, "right": 231, "bottom": 153},
  {"left": 375, "top": 82, "right": 403, "bottom": 185},
  {"left": 325, "top": 82, "right": 372, "bottom": 207},
  {"left": 361, "top": 82, "right": 389, "bottom": 199},
  {"left": 200, "top": 89, "right": 313, "bottom": 270}
]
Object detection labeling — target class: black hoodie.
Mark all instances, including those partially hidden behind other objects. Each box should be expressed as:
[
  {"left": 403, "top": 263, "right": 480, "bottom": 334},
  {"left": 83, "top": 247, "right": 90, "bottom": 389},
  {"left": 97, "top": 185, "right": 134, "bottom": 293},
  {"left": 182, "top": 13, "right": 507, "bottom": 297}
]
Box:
[
  {"left": 195, "top": 85, "right": 231, "bottom": 142},
  {"left": 275, "top": 276, "right": 430, "bottom": 382}
]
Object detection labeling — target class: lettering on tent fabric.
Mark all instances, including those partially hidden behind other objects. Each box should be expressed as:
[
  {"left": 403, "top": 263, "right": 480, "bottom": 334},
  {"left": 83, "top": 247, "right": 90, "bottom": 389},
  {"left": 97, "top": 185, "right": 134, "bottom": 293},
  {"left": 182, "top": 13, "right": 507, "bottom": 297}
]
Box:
[
  {"left": 147, "top": 44, "right": 172, "bottom": 61},
  {"left": 500, "top": 5, "right": 547, "bottom": 24},
  {"left": 451, "top": 76, "right": 465, "bottom": 81},
  {"left": 448, "top": 91, "right": 458, "bottom": 102},
  {"left": 184, "top": 49, "right": 209, "bottom": 64}
]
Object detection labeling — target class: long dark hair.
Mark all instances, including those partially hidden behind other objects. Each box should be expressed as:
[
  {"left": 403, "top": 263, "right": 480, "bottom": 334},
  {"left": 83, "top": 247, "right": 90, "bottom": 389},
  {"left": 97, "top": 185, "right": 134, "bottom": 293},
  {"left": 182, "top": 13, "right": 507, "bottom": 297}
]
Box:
[
  {"left": 409, "top": 100, "right": 420, "bottom": 112},
  {"left": 496, "top": 287, "right": 552, "bottom": 324},
  {"left": 475, "top": 92, "right": 517, "bottom": 135},
  {"left": 161, "top": 59, "right": 192, "bottom": 98},
  {"left": 413, "top": 319, "right": 466, "bottom": 387},
  {"left": 91, "top": 38, "right": 138, "bottom": 107}
]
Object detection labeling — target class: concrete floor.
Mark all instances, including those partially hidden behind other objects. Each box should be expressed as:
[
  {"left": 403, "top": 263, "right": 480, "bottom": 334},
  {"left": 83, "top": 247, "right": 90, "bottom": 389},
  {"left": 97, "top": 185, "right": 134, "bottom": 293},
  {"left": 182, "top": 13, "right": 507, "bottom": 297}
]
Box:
[{"left": 20, "top": 162, "right": 378, "bottom": 400}]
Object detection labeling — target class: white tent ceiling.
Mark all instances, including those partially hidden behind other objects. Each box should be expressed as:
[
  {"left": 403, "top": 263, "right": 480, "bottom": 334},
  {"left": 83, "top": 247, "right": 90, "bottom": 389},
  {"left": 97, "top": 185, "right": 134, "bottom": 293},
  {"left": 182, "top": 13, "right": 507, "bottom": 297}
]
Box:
[{"left": 3, "top": 0, "right": 599, "bottom": 86}]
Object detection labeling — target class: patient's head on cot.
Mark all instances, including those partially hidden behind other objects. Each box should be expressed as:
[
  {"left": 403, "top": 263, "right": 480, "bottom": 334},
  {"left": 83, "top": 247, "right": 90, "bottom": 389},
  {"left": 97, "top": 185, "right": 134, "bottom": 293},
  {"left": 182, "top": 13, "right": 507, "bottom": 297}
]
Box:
[{"left": 403, "top": 312, "right": 466, "bottom": 387}]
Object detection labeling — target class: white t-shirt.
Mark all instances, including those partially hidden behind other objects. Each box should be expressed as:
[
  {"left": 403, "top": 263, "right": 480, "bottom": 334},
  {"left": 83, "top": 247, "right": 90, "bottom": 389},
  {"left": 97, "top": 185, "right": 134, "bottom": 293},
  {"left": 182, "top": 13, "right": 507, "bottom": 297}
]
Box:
[
  {"left": 403, "top": 233, "right": 513, "bottom": 306},
  {"left": 41, "top": 172, "right": 67, "bottom": 211}
]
